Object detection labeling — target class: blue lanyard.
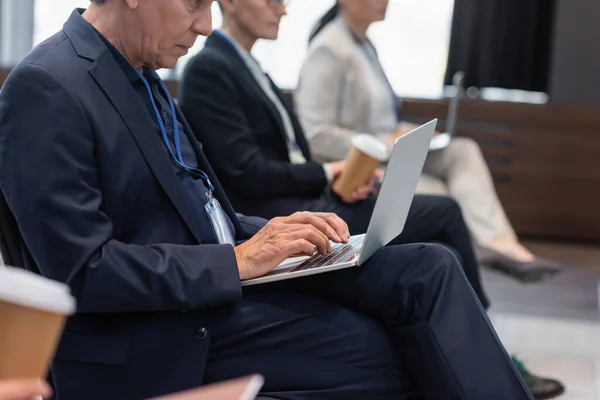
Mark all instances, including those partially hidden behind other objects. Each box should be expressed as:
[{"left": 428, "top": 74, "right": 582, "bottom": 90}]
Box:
[{"left": 135, "top": 69, "right": 215, "bottom": 195}]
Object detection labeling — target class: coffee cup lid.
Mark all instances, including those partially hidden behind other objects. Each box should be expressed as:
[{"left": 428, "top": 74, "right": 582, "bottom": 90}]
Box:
[
  {"left": 0, "top": 266, "right": 76, "bottom": 315},
  {"left": 351, "top": 134, "right": 389, "bottom": 161}
]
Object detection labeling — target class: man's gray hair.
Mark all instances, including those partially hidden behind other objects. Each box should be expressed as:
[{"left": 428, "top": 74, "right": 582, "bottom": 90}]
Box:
[{"left": 89, "top": 0, "right": 106, "bottom": 3}]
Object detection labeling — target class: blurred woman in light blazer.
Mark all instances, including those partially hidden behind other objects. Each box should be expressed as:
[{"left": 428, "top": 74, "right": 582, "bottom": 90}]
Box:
[{"left": 295, "top": 0, "right": 561, "bottom": 276}]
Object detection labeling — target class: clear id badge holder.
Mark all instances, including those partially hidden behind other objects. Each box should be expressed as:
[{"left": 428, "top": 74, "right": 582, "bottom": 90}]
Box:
[{"left": 205, "top": 192, "right": 236, "bottom": 246}]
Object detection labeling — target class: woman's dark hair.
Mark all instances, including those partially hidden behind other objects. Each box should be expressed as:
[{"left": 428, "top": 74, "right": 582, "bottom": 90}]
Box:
[{"left": 308, "top": 3, "right": 340, "bottom": 44}]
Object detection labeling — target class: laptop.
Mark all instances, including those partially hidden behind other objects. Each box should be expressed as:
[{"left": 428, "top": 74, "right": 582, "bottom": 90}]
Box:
[
  {"left": 149, "top": 375, "right": 264, "bottom": 400},
  {"left": 241, "top": 119, "right": 437, "bottom": 287},
  {"left": 429, "top": 71, "right": 464, "bottom": 151}
]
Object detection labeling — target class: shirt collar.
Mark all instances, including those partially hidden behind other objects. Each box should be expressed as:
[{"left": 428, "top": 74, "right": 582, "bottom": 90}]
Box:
[
  {"left": 214, "top": 29, "right": 263, "bottom": 72},
  {"left": 90, "top": 23, "right": 156, "bottom": 84}
]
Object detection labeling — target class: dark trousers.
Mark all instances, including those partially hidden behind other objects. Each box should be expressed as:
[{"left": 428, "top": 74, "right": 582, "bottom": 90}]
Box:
[
  {"left": 202, "top": 244, "right": 532, "bottom": 399},
  {"left": 305, "top": 192, "right": 490, "bottom": 309}
]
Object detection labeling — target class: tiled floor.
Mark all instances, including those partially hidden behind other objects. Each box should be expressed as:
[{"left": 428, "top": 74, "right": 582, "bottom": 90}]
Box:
[
  {"left": 515, "top": 354, "right": 598, "bottom": 400},
  {"left": 486, "top": 240, "right": 600, "bottom": 400},
  {"left": 490, "top": 313, "right": 600, "bottom": 400}
]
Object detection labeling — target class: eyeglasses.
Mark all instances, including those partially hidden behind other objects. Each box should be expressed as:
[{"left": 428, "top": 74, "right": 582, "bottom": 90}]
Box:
[{"left": 266, "top": 0, "right": 292, "bottom": 9}]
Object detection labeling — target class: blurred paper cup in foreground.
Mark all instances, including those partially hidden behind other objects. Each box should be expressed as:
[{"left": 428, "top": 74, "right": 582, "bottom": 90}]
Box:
[{"left": 0, "top": 266, "right": 75, "bottom": 379}]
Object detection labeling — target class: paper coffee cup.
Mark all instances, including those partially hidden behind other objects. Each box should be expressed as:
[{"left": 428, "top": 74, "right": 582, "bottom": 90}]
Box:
[
  {"left": 332, "top": 134, "right": 388, "bottom": 202},
  {"left": 0, "top": 266, "right": 76, "bottom": 379}
]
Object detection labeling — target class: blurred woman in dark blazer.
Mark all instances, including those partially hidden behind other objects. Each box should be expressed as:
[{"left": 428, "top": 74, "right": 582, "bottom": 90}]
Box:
[{"left": 295, "top": 0, "right": 561, "bottom": 276}]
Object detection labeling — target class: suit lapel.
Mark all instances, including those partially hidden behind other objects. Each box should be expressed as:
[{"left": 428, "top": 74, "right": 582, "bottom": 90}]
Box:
[
  {"left": 244, "top": 71, "right": 288, "bottom": 144},
  {"left": 236, "top": 63, "right": 289, "bottom": 145},
  {"left": 207, "top": 35, "right": 291, "bottom": 152},
  {"left": 88, "top": 52, "right": 202, "bottom": 244},
  {"left": 267, "top": 76, "right": 314, "bottom": 161}
]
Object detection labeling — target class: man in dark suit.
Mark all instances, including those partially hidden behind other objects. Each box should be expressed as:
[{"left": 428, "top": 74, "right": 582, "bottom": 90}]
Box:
[
  {"left": 178, "top": 1, "right": 490, "bottom": 308},
  {"left": 0, "top": 1, "right": 532, "bottom": 399}
]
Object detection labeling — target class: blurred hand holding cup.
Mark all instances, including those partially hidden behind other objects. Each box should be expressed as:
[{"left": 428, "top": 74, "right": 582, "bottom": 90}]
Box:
[{"left": 332, "top": 134, "right": 389, "bottom": 203}]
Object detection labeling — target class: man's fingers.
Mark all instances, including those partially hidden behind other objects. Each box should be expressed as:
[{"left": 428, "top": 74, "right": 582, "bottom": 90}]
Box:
[
  {"left": 284, "top": 239, "right": 317, "bottom": 258},
  {"left": 285, "top": 224, "right": 331, "bottom": 254},
  {"left": 301, "top": 213, "right": 342, "bottom": 243},
  {"left": 314, "top": 212, "right": 350, "bottom": 242},
  {"left": 285, "top": 212, "right": 342, "bottom": 242}
]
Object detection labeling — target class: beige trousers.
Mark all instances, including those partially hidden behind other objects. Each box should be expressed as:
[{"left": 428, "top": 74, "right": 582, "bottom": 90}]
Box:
[{"left": 415, "top": 137, "right": 516, "bottom": 246}]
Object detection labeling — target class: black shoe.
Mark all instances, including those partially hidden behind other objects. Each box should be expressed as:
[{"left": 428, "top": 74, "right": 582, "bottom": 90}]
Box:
[
  {"left": 482, "top": 249, "right": 562, "bottom": 283},
  {"left": 513, "top": 356, "right": 565, "bottom": 399}
]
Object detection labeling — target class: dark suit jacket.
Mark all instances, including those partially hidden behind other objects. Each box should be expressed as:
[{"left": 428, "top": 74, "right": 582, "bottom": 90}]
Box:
[
  {"left": 179, "top": 33, "right": 328, "bottom": 219},
  {"left": 0, "top": 10, "right": 259, "bottom": 400}
]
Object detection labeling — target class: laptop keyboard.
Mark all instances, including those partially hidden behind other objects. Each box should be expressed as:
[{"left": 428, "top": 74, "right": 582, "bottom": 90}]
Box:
[{"left": 291, "top": 236, "right": 364, "bottom": 272}]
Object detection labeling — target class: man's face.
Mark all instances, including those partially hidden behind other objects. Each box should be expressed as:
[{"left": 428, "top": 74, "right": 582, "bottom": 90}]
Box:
[
  {"left": 135, "top": 0, "right": 214, "bottom": 69},
  {"left": 229, "top": 0, "right": 287, "bottom": 41}
]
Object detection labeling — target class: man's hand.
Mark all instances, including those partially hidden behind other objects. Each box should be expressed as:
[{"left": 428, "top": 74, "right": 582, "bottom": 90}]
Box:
[
  {"left": 234, "top": 212, "right": 350, "bottom": 280},
  {"left": 0, "top": 379, "right": 52, "bottom": 400}
]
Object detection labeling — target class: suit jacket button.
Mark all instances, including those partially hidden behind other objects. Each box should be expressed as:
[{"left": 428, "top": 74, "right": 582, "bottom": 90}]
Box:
[{"left": 195, "top": 327, "right": 208, "bottom": 341}]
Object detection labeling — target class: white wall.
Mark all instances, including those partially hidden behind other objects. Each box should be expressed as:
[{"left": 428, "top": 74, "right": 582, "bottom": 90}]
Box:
[
  {"left": 1, "top": 0, "right": 35, "bottom": 66},
  {"left": 33, "top": 0, "right": 455, "bottom": 98}
]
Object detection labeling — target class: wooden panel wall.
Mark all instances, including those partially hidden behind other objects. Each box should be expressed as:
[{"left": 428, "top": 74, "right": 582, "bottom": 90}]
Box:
[
  {"left": 0, "top": 68, "right": 12, "bottom": 85},
  {"left": 402, "top": 99, "right": 600, "bottom": 242},
  {"left": 1, "top": 71, "right": 599, "bottom": 242}
]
